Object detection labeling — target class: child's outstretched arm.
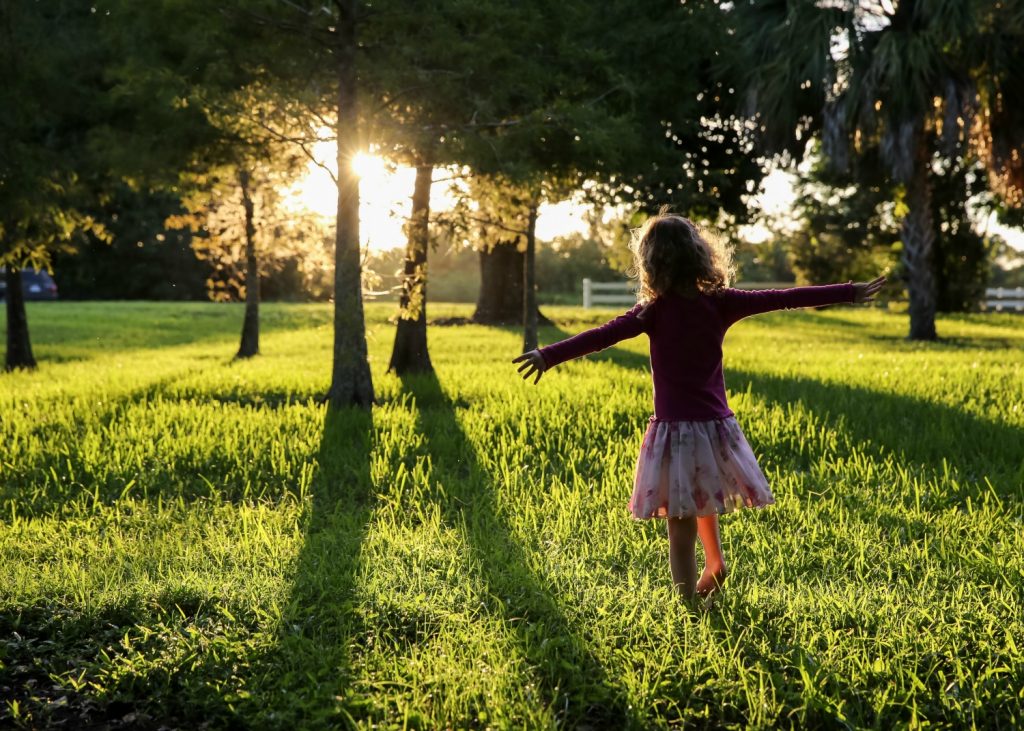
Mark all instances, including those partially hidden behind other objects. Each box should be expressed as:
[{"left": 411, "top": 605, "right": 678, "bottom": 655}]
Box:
[
  {"left": 512, "top": 302, "right": 648, "bottom": 384},
  {"left": 719, "top": 275, "right": 886, "bottom": 325}
]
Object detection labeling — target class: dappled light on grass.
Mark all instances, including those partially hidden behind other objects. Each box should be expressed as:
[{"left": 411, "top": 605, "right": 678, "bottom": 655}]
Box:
[{"left": 1, "top": 302, "right": 1022, "bottom": 727}]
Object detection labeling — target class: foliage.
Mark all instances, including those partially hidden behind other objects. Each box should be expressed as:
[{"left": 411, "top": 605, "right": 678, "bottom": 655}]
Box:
[
  {"left": 784, "top": 152, "right": 900, "bottom": 287},
  {"left": 0, "top": 1, "right": 112, "bottom": 269},
  {"left": 537, "top": 232, "right": 627, "bottom": 295},
  {"left": 767, "top": 147, "right": 994, "bottom": 310},
  {"left": 51, "top": 186, "right": 211, "bottom": 301},
  {"left": 166, "top": 164, "right": 327, "bottom": 302},
  {"left": 2, "top": 302, "right": 1023, "bottom": 727},
  {"left": 574, "top": 0, "right": 766, "bottom": 222},
  {"left": 733, "top": 0, "right": 1024, "bottom": 337},
  {"left": 988, "top": 237, "right": 1024, "bottom": 288},
  {"left": 732, "top": 238, "right": 795, "bottom": 284}
]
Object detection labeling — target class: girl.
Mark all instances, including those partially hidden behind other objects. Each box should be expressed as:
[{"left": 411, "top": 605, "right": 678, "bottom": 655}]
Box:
[{"left": 513, "top": 212, "right": 884, "bottom": 600}]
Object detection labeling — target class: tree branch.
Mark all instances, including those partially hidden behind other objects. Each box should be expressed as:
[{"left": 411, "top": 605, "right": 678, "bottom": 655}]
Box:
[{"left": 247, "top": 115, "right": 338, "bottom": 185}]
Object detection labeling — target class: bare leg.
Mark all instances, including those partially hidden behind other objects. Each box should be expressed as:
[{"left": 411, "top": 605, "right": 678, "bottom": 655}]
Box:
[
  {"left": 696, "top": 514, "right": 728, "bottom": 597},
  {"left": 667, "top": 516, "right": 698, "bottom": 598}
]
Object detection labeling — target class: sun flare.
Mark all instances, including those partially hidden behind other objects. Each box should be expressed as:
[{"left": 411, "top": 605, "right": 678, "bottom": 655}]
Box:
[
  {"left": 284, "top": 151, "right": 393, "bottom": 225},
  {"left": 351, "top": 152, "right": 388, "bottom": 179},
  {"left": 284, "top": 138, "right": 597, "bottom": 253}
]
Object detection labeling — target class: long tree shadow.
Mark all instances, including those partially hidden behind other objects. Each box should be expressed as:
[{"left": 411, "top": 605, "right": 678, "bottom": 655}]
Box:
[
  {"left": 252, "top": 405, "right": 378, "bottom": 725},
  {"left": 0, "top": 406, "right": 377, "bottom": 729},
  {"left": 724, "top": 368, "right": 1024, "bottom": 501},
  {"left": 400, "top": 370, "right": 636, "bottom": 728}
]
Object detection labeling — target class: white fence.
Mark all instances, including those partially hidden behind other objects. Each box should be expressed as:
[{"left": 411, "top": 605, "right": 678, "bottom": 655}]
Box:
[
  {"left": 581, "top": 278, "right": 636, "bottom": 308},
  {"left": 581, "top": 281, "right": 1024, "bottom": 313},
  {"left": 581, "top": 279, "right": 800, "bottom": 308},
  {"left": 985, "top": 287, "right": 1024, "bottom": 312}
]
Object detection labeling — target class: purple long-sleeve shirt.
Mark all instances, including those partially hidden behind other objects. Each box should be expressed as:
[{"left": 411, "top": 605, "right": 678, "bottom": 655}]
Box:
[{"left": 539, "top": 284, "right": 855, "bottom": 421}]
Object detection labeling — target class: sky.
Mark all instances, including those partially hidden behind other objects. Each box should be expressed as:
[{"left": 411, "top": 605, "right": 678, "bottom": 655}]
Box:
[{"left": 286, "top": 146, "right": 1024, "bottom": 254}]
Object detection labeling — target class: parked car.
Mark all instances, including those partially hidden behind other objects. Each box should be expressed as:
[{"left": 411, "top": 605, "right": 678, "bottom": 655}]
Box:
[{"left": 0, "top": 267, "right": 59, "bottom": 301}]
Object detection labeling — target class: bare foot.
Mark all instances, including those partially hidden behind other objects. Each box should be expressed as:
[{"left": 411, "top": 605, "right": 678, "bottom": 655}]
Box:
[{"left": 696, "top": 565, "right": 728, "bottom": 597}]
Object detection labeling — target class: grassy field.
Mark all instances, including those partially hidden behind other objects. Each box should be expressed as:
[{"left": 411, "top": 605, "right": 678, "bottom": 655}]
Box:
[{"left": 1, "top": 300, "right": 1023, "bottom": 729}]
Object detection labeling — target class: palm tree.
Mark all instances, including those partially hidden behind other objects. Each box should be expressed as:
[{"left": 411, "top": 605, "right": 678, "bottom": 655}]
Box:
[{"left": 736, "top": 0, "right": 1024, "bottom": 340}]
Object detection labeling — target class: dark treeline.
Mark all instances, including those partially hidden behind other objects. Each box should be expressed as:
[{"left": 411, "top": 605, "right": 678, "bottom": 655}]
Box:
[{"left": 2, "top": 1, "right": 1023, "bottom": 400}]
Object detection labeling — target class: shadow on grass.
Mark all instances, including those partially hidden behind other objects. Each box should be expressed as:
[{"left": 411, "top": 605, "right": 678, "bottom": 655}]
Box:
[
  {"left": 743, "top": 310, "right": 1022, "bottom": 351},
  {"left": 254, "top": 405, "right": 377, "bottom": 725},
  {"left": 0, "top": 405, "right": 377, "bottom": 730},
  {"left": 399, "top": 370, "right": 634, "bottom": 728},
  {"left": 725, "top": 368, "right": 1024, "bottom": 500},
  {"left": 2, "top": 371, "right": 328, "bottom": 517}
]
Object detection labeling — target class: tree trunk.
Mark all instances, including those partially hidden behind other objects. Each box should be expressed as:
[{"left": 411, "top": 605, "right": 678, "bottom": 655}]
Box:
[
  {"left": 522, "top": 203, "right": 539, "bottom": 352},
  {"left": 473, "top": 240, "right": 524, "bottom": 324},
  {"left": 326, "top": 3, "right": 374, "bottom": 409},
  {"left": 4, "top": 266, "right": 37, "bottom": 371},
  {"left": 902, "top": 139, "right": 938, "bottom": 341},
  {"left": 237, "top": 169, "right": 260, "bottom": 359},
  {"left": 388, "top": 161, "right": 433, "bottom": 374},
  {"left": 473, "top": 240, "right": 550, "bottom": 326}
]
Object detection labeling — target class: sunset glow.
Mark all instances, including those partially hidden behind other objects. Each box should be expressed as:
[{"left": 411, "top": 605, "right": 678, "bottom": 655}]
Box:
[{"left": 284, "top": 135, "right": 596, "bottom": 253}]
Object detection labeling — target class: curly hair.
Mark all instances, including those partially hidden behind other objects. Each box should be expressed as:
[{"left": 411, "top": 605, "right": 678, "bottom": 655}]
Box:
[{"left": 628, "top": 210, "right": 734, "bottom": 304}]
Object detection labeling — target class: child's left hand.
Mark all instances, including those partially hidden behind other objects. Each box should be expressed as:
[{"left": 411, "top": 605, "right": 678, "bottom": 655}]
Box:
[
  {"left": 853, "top": 275, "right": 887, "bottom": 303},
  {"left": 513, "top": 350, "right": 547, "bottom": 384}
]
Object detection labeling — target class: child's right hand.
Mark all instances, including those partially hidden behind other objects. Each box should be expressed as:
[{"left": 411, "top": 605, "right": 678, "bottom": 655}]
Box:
[
  {"left": 853, "top": 275, "right": 887, "bottom": 303},
  {"left": 513, "top": 350, "right": 547, "bottom": 384}
]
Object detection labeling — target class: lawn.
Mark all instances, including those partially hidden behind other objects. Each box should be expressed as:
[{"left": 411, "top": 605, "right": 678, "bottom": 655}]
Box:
[{"left": 1, "top": 300, "right": 1023, "bottom": 729}]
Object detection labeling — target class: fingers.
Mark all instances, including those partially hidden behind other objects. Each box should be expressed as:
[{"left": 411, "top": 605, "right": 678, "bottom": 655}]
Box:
[
  {"left": 513, "top": 350, "right": 545, "bottom": 384},
  {"left": 854, "top": 275, "right": 887, "bottom": 303},
  {"left": 519, "top": 364, "right": 540, "bottom": 382}
]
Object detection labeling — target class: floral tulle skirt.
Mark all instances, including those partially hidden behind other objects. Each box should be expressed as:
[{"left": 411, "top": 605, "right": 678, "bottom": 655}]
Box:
[{"left": 629, "top": 416, "right": 775, "bottom": 519}]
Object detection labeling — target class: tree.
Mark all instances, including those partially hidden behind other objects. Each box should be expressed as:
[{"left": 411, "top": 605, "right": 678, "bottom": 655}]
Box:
[
  {"left": 736, "top": 0, "right": 1024, "bottom": 339},
  {"left": 206, "top": 0, "right": 377, "bottom": 405},
  {"left": 575, "top": 0, "right": 767, "bottom": 222},
  {"left": 453, "top": 174, "right": 547, "bottom": 329},
  {"left": 988, "top": 236, "right": 1024, "bottom": 288},
  {"left": 536, "top": 228, "right": 630, "bottom": 297},
  {"left": 0, "top": 1, "right": 109, "bottom": 370},
  {"left": 439, "top": 0, "right": 636, "bottom": 327},
  {"left": 165, "top": 85, "right": 327, "bottom": 358},
  {"left": 931, "top": 160, "right": 991, "bottom": 311},
  {"left": 466, "top": 175, "right": 575, "bottom": 350},
  {"left": 781, "top": 147, "right": 900, "bottom": 286},
  {"left": 461, "top": 0, "right": 768, "bottom": 330},
  {"left": 365, "top": 0, "right": 575, "bottom": 370},
  {"left": 386, "top": 159, "right": 434, "bottom": 373},
  {"left": 52, "top": 185, "right": 212, "bottom": 301}
]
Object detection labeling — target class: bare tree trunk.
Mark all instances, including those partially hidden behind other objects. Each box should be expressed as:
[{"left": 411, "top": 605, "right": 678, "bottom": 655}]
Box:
[
  {"left": 326, "top": 2, "right": 374, "bottom": 409},
  {"left": 4, "top": 266, "right": 37, "bottom": 371},
  {"left": 473, "top": 241, "right": 524, "bottom": 324},
  {"left": 522, "top": 202, "right": 539, "bottom": 352},
  {"left": 473, "top": 239, "right": 549, "bottom": 326},
  {"left": 388, "top": 160, "right": 433, "bottom": 374},
  {"left": 237, "top": 169, "right": 260, "bottom": 359},
  {"left": 902, "top": 140, "right": 938, "bottom": 341}
]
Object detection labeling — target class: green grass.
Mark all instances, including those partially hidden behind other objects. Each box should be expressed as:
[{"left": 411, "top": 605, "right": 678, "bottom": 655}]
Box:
[{"left": 1, "top": 300, "right": 1023, "bottom": 729}]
